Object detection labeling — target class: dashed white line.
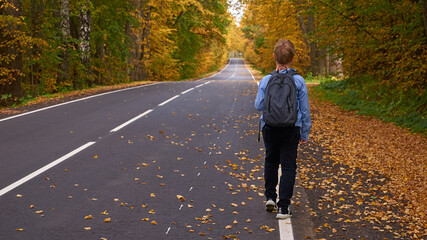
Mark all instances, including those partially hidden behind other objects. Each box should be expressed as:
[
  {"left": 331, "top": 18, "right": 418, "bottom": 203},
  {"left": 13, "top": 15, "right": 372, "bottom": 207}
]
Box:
[
  {"left": 110, "top": 109, "right": 153, "bottom": 132},
  {"left": 0, "top": 82, "right": 162, "bottom": 123},
  {"left": 181, "top": 88, "right": 194, "bottom": 94},
  {"left": 189, "top": 187, "right": 193, "bottom": 191},
  {"left": 166, "top": 227, "right": 171, "bottom": 234},
  {"left": 197, "top": 173, "right": 200, "bottom": 176},
  {"left": 158, "top": 95, "right": 180, "bottom": 106},
  {"left": 179, "top": 204, "right": 184, "bottom": 210},
  {"left": 0, "top": 142, "right": 96, "bottom": 197}
]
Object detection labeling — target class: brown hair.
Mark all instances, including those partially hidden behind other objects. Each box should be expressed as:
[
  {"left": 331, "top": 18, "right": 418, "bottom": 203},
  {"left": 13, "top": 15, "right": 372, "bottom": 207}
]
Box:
[{"left": 274, "top": 39, "right": 295, "bottom": 65}]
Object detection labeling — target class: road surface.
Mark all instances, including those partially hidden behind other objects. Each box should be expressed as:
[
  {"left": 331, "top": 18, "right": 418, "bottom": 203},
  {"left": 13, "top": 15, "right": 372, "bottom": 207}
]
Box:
[{"left": 0, "top": 59, "right": 316, "bottom": 239}]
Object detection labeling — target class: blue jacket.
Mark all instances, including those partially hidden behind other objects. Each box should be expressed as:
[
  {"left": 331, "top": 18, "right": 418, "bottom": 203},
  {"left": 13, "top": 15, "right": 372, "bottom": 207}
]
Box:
[{"left": 254, "top": 68, "right": 311, "bottom": 140}]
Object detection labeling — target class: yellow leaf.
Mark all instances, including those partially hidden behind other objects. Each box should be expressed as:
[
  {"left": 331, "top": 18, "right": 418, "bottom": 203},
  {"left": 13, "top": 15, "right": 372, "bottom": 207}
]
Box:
[
  {"left": 150, "top": 220, "right": 157, "bottom": 225},
  {"left": 150, "top": 193, "right": 156, "bottom": 197},
  {"left": 225, "top": 225, "right": 232, "bottom": 229},
  {"left": 84, "top": 215, "right": 92, "bottom": 219},
  {"left": 176, "top": 195, "right": 185, "bottom": 202},
  {"left": 84, "top": 227, "right": 91, "bottom": 230},
  {"left": 142, "top": 218, "right": 149, "bottom": 221},
  {"left": 16, "top": 228, "right": 23, "bottom": 231},
  {"left": 16, "top": 194, "right": 22, "bottom": 198},
  {"left": 104, "top": 218, "right": 111, "bottom": 223}
]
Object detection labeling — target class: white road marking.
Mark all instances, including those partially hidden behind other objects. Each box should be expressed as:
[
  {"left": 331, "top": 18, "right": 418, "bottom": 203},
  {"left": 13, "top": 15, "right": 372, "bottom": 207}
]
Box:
[
  {"left": 110, "top": 109, "right": 153, "bottom": 133},
  {"left": 279, "top": 218, "right": 294, "bottom": 239},
  {"left": 277, "top": 168, "right": 295, "bottom": 240},
  {"left": 0, "top": 61, "right": 228, "bottom": 199},
  {"left": 0, "top": 142, "right": 96, "bottom": 197},
  {"left": 166, "top": 227, "right": 171, "bottom": 234},
  {"left": 203, "top": 61, "right": 231, "bottom": 80},
  {"left": 244, "top": 62, "right": 256, "bottom": 82},
  {"left": 158, "top": 95, "right": 180, "bottom": 106},
  {"left": 179, "top": 204, "right": 184, "bottom": 210},
  {"left": 0, "top": 83, "right": 162, "bottom": 123},
  {"left": 189, "top": 187, "right": 193, "bottom": 191},
  {"left": 197, "top": 173, "right": 200, "bottom": 176},
  {"left": 181, "top": 88, "right": 195, "bottom": 94}
]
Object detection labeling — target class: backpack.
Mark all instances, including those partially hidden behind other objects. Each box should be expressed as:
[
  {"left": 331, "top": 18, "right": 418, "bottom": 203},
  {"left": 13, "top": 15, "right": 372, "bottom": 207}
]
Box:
[{"left": 262, "top": 69, "right": 298, "bottom": 127}]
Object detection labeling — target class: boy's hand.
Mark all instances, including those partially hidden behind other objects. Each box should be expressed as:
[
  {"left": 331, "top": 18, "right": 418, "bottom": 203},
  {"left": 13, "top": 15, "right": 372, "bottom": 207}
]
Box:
[{"left": 299, "top": 139, "right": 308, "bottom": 145}]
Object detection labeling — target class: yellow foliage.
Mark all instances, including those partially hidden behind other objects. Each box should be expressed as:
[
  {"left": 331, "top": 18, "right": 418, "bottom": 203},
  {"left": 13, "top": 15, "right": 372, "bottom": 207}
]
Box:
[{"left": 240, "top": 0, "right": 310, "bottom": 74}]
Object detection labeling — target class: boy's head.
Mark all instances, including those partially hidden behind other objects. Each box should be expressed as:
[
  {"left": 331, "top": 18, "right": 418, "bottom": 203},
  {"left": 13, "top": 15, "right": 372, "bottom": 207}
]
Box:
[{"left": 273, "top": 39, "right": 295, "bottom": 66}]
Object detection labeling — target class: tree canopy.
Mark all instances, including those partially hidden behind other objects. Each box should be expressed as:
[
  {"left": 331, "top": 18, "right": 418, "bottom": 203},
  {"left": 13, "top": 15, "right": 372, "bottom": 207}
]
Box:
[{"left": 0, "top": 0, "right": 231, "bottom": 104}]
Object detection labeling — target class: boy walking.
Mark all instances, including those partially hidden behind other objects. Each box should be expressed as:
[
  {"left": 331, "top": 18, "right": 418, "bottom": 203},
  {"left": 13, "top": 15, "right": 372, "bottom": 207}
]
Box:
[{"left": 254, "top": 39, "right": 311, "bottom": 219}]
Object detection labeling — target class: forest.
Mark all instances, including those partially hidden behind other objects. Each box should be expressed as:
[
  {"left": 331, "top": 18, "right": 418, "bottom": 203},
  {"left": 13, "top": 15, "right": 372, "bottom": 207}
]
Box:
[
  {"left": 234, "top": 0, "right": 426, "bottom": 133},
  {"left": 1, "top": 0, "right": 426, "bottom": 132},
  {"left": 0, "top": 0, "right": 230, "bottom": 105}
]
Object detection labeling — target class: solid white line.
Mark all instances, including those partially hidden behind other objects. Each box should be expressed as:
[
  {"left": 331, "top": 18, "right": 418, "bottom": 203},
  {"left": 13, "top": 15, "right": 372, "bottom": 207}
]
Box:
[
  {"left": 279, "top": 218, "right": 294, "bottom": 239},
  {"left": 203, "top": 61, "right": 231, "bottom": 80},
  {"left": 226, "top": 63, "right": 238, "bottom": 80},
  {"left": 0, "top": 142, "right": 96, "bottom": 197},
  {"left": 244, "top": 62, "right": 256, "bottom": 82},
  {"left": 194, "top": 84, "right": 204, "bottom": 88},
  {"left": 181, "top": 88, "right": 195, "bottom": 94},
  {"left": 277, "top": 168, "right": 294, "bottom": 240},
  {"left": 0, "top": 83, "right": 162, "bottom": 123},
  {"left": 158, "top": 95, "right": 179, "bottom": 106},
  {"left": 110, "top": 109, "right": 153, "bottom": 132}
]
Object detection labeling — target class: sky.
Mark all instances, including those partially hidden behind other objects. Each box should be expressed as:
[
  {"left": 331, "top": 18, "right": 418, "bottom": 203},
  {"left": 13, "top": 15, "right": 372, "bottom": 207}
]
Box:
[{"left": 227, "top": 0, "right": 245, "bottom": 26}]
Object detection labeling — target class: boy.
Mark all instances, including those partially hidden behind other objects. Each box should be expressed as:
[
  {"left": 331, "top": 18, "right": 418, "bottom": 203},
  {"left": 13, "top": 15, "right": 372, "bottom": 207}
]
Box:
[{"left": 254, "top": 39, "right": 311, "bottom": 219}]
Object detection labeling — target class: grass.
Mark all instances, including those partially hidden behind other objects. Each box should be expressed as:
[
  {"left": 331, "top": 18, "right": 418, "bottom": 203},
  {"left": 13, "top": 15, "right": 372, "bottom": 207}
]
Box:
[{"left": 312, "top": 75, "right": 426, "bottom": 135}]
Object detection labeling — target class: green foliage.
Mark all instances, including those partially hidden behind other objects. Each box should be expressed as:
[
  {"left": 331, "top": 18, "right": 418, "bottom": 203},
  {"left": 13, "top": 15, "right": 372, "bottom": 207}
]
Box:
[{"left": 315, "top": 76, "right": 427, "bottom": 134}]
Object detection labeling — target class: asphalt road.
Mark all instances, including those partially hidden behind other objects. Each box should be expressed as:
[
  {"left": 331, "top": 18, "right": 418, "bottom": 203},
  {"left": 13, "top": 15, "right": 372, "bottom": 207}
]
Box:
[{"left": 1, "top": 59, "right": 315, "bottom": 239}]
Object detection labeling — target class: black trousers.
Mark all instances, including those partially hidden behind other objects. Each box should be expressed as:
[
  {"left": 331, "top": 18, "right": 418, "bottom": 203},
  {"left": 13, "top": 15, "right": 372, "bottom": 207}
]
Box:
[{"left": 262, "top": 125, "right": 300, "bottom": 208}]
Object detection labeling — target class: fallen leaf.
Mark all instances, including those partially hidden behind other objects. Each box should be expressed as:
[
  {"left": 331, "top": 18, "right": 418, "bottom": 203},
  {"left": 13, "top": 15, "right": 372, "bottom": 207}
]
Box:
[
  {"left": 176, "top": 195, "right": 185, "bottom": 202},
  {"left": 84, "top": 215, "right": 92, "bottom": 219},
  {"left": 104, "top": 218, "right": 111, "bottom": 223}
]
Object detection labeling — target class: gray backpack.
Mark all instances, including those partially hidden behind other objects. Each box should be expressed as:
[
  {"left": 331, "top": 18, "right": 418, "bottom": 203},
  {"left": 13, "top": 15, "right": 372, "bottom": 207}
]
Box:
[{"left": 263, "top": 69, "right": 298, "bottom": 127}]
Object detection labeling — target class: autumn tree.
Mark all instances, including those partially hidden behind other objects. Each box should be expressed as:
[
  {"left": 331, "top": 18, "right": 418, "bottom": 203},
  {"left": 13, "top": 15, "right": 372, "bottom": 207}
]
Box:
[
  {"left": 0, "top": 0, "right": 231, "bottom": 105},
  {"left": 240, "top": 0, "right": 310, "bottom": 74},
  {"left": 295, "top": 0, "right": 426, "bottom": 92},
  {"left": 0, "top": 0, "right": 24, "bottom": 105}
]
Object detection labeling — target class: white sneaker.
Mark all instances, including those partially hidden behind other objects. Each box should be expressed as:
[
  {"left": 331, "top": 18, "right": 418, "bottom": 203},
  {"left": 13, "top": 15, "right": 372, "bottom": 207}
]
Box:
[
  {"left": 276, "top": 207, "right": 292, "bottom": 219},
  {"left": 265, "top": 199, "right": 277, "bottom": 212}
]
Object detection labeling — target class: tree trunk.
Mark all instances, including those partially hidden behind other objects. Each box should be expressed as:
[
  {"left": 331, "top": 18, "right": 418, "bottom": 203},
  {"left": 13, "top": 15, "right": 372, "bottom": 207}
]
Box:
[
  {"left": 0, "top": 0, "right": 23, "bottom": 103},
  {"left": 59, "top": 0, "right": 71, "bottom": 85},
  {"left": 141, "top": 1, "right": 151, "bottom": 81},
  {"left": 29, "top": 0, "right": 43, "bottom": 96},
  {"left": 79, "top": 5, "right": 91, "bottom": 86},
  {"left": 307, "top": 14, "right": 320, "bottom": 76},
  {"left": 422, "top": 0, "right": 427, "bottom": 41},
  {"left": 126, "top": 0, "right": 143, "bottom": 81}
]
